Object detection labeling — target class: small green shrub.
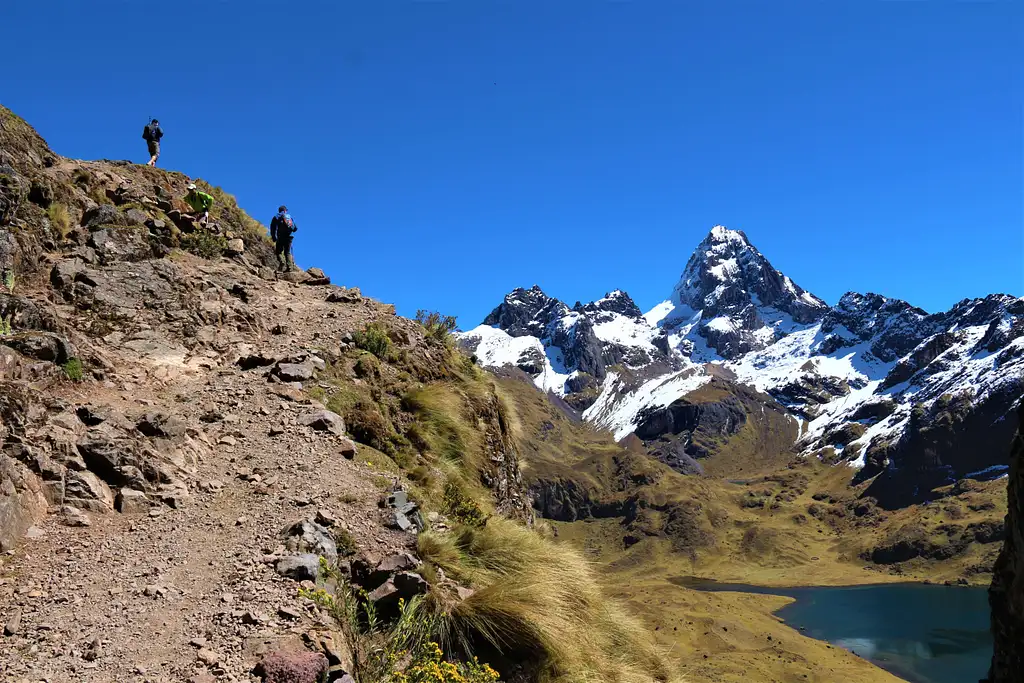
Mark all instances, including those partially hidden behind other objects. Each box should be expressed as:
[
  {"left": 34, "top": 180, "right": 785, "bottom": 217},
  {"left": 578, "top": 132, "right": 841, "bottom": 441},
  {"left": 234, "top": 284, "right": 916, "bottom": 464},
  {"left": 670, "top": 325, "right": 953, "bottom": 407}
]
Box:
[
  {"left": 180, "top": 231, "right": 228, "bottom": 259},
  {"left": 47, "top": 202, "right": 72, "bottom": 238},
  {"left": 0, "top": 314, "right": 11, "bottom": 336},
  {"left": 354, "top": 353, "right": 381, "bottom": 379},
  {"left": 334, "top": 528, "right": 358, "bottom": 557},
  {"left": 62, "top": 357, "right": 84, "bottom": 382},
  {"left": 346, "top": 400, "right": 396, "bottom": 453},
  {"left": 443, "top": 481, "right": 486, "bottom": 527},
  {"left": 415, "top": 310, "right": 458, "bottom": 344},
  {"left": 353, "top": 323, "right": 393, "bottom": 360}
]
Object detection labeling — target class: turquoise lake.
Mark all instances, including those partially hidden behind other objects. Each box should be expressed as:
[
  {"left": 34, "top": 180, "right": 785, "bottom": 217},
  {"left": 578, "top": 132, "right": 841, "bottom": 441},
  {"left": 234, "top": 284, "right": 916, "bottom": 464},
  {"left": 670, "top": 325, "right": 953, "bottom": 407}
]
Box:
[{"left": 675, "top": 580, "right": 991, "bottom": 683}]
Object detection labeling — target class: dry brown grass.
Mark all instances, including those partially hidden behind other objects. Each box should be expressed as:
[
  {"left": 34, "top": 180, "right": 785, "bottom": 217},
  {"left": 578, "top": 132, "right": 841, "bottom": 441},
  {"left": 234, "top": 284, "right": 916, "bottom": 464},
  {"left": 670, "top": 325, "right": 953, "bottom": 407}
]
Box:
[
  {"left": 46, "top": 202, "right": 72, "bottom": 238},
  {"left": 418, "top": 519, "right": 682, "bottom": 683}
]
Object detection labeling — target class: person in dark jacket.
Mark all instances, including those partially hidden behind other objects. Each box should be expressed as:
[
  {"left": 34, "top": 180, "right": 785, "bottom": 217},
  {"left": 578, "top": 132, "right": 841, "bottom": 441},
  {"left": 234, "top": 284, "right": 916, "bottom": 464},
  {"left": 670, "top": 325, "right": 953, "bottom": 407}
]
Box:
[
  {"left": 142, "top": 119, "right": 163, "bottom": 166},
  {"left": 270, "top": 205, "right": 297, "bottom": 272}
]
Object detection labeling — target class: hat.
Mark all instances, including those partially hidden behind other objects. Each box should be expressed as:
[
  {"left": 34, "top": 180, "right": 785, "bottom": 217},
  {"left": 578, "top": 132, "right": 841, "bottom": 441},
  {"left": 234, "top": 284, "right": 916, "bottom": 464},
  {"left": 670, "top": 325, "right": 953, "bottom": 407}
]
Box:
[
  {"left": 187, "top": 183, "right": 197, "bottom": 190},
  {"left": 278, "top": 205, "right": 287, "bottom": 212}
]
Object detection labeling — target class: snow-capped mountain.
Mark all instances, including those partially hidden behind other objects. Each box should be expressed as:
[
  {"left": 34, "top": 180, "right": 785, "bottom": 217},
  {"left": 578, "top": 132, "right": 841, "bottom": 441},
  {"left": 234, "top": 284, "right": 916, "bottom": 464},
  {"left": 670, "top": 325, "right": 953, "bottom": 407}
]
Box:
[
  {"left": 650, "top": 225, "right": 829, "bottom": 359},
  {"left": 460, "top": 226, "right": 1024, "bottom": 505}
]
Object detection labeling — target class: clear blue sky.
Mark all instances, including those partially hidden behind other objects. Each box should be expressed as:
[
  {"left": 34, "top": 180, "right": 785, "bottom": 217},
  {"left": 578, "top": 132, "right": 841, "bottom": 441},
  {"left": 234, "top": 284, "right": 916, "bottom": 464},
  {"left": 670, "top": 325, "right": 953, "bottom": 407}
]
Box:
[{"left": 3, "top": 2, "right": 1021, "bottom": 326}]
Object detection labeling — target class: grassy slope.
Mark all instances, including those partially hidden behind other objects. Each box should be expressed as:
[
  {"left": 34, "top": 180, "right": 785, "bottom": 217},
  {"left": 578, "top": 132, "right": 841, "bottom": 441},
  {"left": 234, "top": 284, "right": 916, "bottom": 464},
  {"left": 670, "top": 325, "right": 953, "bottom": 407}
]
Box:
[
  {"left": 491, "top": 373, "right": 1005, "bottom": 683},
  {"left": 314, "top": 335, "right": 684, "bottom": 683}
]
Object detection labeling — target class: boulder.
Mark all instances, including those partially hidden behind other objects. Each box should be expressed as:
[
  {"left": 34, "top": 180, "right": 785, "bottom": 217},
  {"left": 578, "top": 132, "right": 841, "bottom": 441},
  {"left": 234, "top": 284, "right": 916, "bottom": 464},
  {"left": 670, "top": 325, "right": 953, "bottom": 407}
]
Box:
[
  {"left": 124, "top": 208, "right": 150, "bottom": 226},
  {"left": 225, "top": 238, "right": 245, "bottom": 255},
  {"left": 61, "top": 505, "right": 91, "bottom": 527},
  {"left": 237, "top": 353, "right": 280, "bottom": 370},
  {"left": 338, "top": 438, "right": 357, "bottom": 460},
  {"left": 278, "top": 271, "right": 310, "bottom": 284},
  {"left": 65, "top": 470, "right": 114, "bottom": 512},
  {"left": 299, "top": 410, "right": 345, "bottom": 436},
  {"left": 136, "top": 412, "right": 187, "bottom": 438},
  {"left": 115, "top": 488, "right": 152, "bottom": 514},
  {"left": 326, "top": 287, "right": 361, "bottom": 303},
  {"left": 282, "top": 520, "right": 338, "bottom": 564},
  {"left": 274, "top": 362, "right": 314, "bottom": 383},
  {"left": 275, "top": 554, "right": 321, "bottom": 582},
  {"left": 254, "top": 650, "right": 329, "bottom": 683},
  {"left": 1, "top": 331, "right": 75, "bottom": 366},
  {"left": 82, "top": 204, "right": 123, "bottom": 229},
  {"left": 88, "top": 227, "right": 153, "bottom": 263},
  {"left": 0, "top": 294, "right": 56, "bottom": 332}
]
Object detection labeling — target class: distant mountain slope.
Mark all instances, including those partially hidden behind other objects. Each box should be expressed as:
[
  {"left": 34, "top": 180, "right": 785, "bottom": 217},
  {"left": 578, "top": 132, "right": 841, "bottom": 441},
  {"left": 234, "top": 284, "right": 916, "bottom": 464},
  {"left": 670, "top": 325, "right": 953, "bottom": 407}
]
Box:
[{"left": 460, "top": 226, "right": 1024, "bottom": 506}]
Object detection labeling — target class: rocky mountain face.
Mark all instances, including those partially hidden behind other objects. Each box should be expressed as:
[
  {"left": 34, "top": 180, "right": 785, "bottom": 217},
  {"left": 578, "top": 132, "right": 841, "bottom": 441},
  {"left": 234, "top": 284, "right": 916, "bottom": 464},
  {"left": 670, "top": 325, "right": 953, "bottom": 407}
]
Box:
[
  {"left": 467, "top": 286, "right": 679, "bottom": 411},
  {"left": 987, "top": 404, "right": 1024, "bottom": 683},
  {"left": 660, "top": 225, "right": 828, "bottom": 359},
  {"left": 462, "top": 226, "right": 1024, "bottom": 507}
]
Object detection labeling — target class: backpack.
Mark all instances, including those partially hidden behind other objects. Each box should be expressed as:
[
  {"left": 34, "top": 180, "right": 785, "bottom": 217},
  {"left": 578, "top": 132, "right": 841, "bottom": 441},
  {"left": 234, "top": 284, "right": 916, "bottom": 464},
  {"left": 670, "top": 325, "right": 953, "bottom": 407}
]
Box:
[
  {"left": 143, "top": 124, "right": 160, "bottom": 141},
  {"left": 274, "top": 212, "right": 295, "bottom": 239},
  {"left": 279, "top": 213, "right": 295, "bottom": 235}
]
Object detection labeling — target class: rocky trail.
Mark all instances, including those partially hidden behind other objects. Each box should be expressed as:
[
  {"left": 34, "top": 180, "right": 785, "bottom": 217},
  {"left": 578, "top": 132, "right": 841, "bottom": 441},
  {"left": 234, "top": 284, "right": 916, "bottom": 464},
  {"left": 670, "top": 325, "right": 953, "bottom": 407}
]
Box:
[{"left": 0, "top": 251, "right": 418, "bottom": 682}]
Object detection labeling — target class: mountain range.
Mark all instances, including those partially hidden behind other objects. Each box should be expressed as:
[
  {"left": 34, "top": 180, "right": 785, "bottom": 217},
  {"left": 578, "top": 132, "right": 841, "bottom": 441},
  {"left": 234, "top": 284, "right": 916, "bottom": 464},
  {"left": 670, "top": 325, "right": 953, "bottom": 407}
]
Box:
[{"left": 460, "top": 226, "right": 1024, "bottom": 506}]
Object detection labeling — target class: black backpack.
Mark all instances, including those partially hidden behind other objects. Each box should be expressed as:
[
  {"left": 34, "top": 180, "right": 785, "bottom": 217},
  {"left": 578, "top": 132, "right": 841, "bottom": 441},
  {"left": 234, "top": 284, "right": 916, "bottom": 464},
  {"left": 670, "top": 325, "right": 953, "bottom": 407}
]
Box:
[{"left": 143, "top": 124, "right": 160, "bottom": 141}]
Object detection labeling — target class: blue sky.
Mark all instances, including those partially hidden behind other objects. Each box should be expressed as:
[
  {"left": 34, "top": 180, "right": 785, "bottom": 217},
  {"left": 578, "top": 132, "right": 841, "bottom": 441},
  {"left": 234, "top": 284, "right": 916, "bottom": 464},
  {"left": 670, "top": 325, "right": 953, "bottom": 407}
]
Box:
[{"left": 3, "top": 2, "right": 1021, "bottom": 326}]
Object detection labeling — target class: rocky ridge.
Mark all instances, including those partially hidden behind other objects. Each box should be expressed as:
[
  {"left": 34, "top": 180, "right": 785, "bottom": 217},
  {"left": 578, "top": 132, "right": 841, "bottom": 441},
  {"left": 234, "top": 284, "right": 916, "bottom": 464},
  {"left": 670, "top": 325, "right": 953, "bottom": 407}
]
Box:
[
  {"left": 0, "top": 106, "right": 535, "bottom": 683},
  {"left": 462, "top": 226, "right": 1024, "bottom": 506}
]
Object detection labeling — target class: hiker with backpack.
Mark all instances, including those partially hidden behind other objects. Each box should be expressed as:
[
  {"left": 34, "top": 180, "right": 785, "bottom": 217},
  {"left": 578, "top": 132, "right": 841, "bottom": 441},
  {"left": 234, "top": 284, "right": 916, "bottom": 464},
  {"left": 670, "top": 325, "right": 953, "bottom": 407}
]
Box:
[
  {"left": 142, "top": 119, "right": 163, "bottom": 166},
  {"left": 184, "top": 183, "right": 215, "bottom": 227},
  {"left": 270, "top": 205, "right": 297, "bottom": 272}
]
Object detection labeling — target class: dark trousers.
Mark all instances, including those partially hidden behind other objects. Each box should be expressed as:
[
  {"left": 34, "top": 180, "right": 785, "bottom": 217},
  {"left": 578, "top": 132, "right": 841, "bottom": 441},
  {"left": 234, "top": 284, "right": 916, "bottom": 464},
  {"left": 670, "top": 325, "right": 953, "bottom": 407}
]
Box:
[{"left": 275, "top": 236, "right": 294, "bottom": 270}]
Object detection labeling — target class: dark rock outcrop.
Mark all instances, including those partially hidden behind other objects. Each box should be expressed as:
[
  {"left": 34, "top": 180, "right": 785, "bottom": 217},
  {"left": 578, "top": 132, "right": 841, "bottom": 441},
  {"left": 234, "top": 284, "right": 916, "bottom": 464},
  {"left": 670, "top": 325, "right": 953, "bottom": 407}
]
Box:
[
  {"left": 987, "top": 404, "right": 1024, "bottom": 682},
  {"left": 635, "top": 395, "right": 746, "bottom": 442}
]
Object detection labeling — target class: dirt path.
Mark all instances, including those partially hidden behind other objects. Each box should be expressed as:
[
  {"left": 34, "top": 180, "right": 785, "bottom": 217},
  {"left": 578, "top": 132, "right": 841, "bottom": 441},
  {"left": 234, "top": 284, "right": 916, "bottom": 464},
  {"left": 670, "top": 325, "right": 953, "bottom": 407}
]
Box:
[{"left": 0, "top": 258, "right": 414, "bottom": 683}]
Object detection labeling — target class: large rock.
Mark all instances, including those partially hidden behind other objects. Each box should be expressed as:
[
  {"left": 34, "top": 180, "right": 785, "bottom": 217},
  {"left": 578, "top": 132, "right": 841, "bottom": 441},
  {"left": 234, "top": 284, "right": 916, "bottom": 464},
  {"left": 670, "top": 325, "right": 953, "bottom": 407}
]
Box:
[
  {"left": 64, "top": 470, "right": 114, "bottom": 512},
  {"left": 274, "top": 362, "right": 314, "bottom": 383},
  {"left": 136, "top": 412, "right": 187, "bottom": 438},
  {"left": 88, "top": 226, "right": 153, "bottom": 264},
  {"left": 298, "top": 410, "right": 345, "bottom": 436},
  {"left": 281, "top": 520, "right": 338, "bottom": 564},
  {"left": 987, "top": 404, "right": 1024, "bottom": 682},
  {"left": 275, "top": 554, "right": 321, "bottom": 582},
  {"left": 82, "top": 204, "right": 125, "bottom": 230},
  {"left": 0, "top": 294, "right": 56, "bottom": 332},
  {"left": 0, "top": 331, "right": 75, "bottom": 365},
  {"left": 326, "top": 287, "right": 361, "bottom": 303},
  {"left": 254, "top": 650, "right": 329, "bottom": 683},
  {"left": 115, "top": 488, "right": 152, "bottom": 514}
]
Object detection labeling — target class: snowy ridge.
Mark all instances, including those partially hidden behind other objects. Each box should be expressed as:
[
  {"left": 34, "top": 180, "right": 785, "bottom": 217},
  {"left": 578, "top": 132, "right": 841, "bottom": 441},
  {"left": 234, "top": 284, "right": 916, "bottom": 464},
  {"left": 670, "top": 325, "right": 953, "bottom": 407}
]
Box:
[{"left": 461, "top": 226, "right": 1024, "bottom": 486}]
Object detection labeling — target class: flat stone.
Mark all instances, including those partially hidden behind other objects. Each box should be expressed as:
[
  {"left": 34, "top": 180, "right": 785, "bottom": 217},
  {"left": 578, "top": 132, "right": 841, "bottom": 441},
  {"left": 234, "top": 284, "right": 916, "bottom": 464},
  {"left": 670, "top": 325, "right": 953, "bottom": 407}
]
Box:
[
  {"left": 197, "top": 647, "right": 221, "bottom": 666},
  {"left": 277, "top": 605, "right": 303, "bottom": 620},
  {"left": 275, "top": 554, "right": 321, "bottom": 582},
  {"left": 61, "top": 505, "right": 92, "bottom": 527},
  {"left": 116, "top": 488, "right": 152, "bottom": 514},
  {"left": 275, "top": 362, "right": 315, "bottom": 383},
  {"left": 298, "top": 410, "right": 345, "bottom": 436},
  {"left": 3, "top": 609, "right": 21, "bottom": 636}
]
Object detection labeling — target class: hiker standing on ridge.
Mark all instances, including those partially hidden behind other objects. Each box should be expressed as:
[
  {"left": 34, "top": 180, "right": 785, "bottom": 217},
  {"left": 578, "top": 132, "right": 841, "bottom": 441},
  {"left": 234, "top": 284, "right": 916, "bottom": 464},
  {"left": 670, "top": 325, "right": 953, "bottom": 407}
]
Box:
[
  {"left": 270, "top": 205, "right": 297, "bottom": 272},
  {"left": 184, "top": 183, "right": 214, "bottom": 227},
  {"left": 142, "top": 119, "right": 163, "bottom": 166}
]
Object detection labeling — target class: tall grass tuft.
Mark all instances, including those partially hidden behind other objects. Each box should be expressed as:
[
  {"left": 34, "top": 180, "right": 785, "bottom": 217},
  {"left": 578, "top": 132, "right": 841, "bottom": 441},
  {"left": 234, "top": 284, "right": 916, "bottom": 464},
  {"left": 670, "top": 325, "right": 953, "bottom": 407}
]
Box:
[
  {"left": 47, "top": 202, "right": 72, "bottom": 238},
  {"left": 417, "top": 519, "right": 679, "bottom": 683}
]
